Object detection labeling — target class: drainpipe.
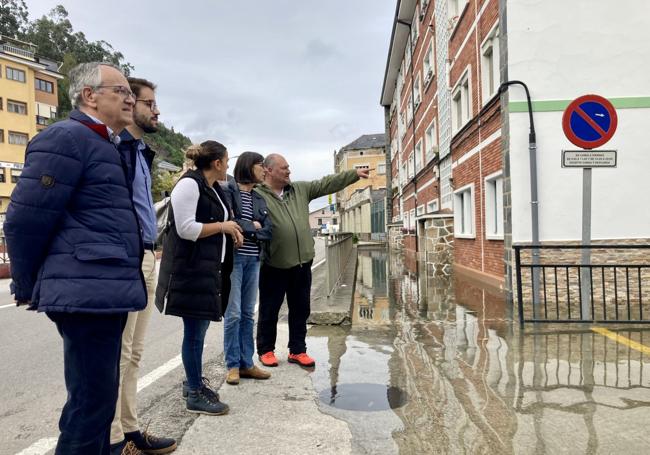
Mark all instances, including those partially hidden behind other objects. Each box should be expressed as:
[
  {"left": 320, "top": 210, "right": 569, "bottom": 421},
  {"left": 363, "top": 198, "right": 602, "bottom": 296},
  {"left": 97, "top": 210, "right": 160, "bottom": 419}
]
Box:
[
  {"left": 397, "top": 19, "right": 420, "bottom": 260},
  {"left": 498, "top": 80, "right": 540, "bottom": 308}
]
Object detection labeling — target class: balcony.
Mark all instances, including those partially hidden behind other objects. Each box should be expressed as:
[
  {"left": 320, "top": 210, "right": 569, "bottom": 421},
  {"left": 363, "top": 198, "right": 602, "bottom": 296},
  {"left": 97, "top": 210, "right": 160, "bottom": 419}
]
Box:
[{"left": 2, "top": 42, "right": 35, "bottom": 60}]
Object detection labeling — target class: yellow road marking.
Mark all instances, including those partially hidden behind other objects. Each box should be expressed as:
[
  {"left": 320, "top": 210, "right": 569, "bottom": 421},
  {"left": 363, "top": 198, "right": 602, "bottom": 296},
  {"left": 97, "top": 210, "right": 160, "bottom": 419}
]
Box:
[{"left": 592, "top": 327, "right": 650, "bottom": 355}]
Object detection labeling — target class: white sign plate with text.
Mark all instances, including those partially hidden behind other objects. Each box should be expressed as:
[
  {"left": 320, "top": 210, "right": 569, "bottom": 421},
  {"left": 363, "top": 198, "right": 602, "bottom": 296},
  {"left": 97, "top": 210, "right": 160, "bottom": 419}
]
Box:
[{"left": 562, "top": 150, "right": 617, "bottom": 168}]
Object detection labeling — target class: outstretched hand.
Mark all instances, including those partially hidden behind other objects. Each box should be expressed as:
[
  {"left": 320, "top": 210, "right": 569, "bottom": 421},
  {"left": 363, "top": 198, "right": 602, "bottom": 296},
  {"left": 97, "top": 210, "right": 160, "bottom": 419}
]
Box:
[{"left": 356, "top": 168, "right": 370, "bottom": 179}]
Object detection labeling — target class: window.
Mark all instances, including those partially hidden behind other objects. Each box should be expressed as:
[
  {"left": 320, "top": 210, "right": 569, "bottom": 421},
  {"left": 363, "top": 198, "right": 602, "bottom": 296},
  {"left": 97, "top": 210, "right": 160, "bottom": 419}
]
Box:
[
  {"left": 333, "top": 218, "right": 338, "bottom": 225},
  {"left": 423, "top": 42, "right": 435, "bottom": 87},
  {"left": 406, "top": 97, "right": 413, "bottom": 125},
  {"left": 481, "top": 24, "right": 500, "bottom": 103},
  {"left": 400, "top": 162, "right": 407, "bottom": 187},
  {"left": 448, "top": 0, "right": 468, "bottom": 21},
  {"left": 317, "top": 218, "right": 323, "bottom": 225},
  {"left": 407, "top": 153, "right": 415, "bottom": 180},
  {"left": 451, "top": 69, "right": 471, "bottom": 133},
  {"left": 354, "top": 164, "right": 369, "bottom": 170},
  {"left": 0, "top": 169, "right": 5, "bottom": 183},
  {"left": 0, "top": 97, "right": 3, "bottom": 110},
  {"left": 8, "top": 131, "right": 28, "bottom": 145},
  {"left": 414, "top": 75, "right": 421, "bottom": 107},
  {"left": 411, "top": 8, "right": 419, "bottom": 44},
  {"left": 414, "top": 140, "right": 423, "bottom": 173},
  {"left": 485, "top": 173, "right": 504, "bottom": 239},
  {"left": 425, "top": 120, "right": 438, "bottom": 163},
  {"left": 36, "top": 116, "right": 49, "bottom": 126},
  {"left": 6, "top": 67, "right": 26, "bottom": 82},
  {"left": 427, "top": 200, "right": 439, "bottom": 213},
  {"left": 0, "top": 129, "right": 3, "bottom": 143},
  {"left": 377, "top": 162, "right": 386, "bottom": 175},
  {"left": 7, "top": 100, "right": 27, "bottom": 115},
  {"left": 10, "top": 169, "right": 21, "bottom": 183},
  {"left": 35, "top": 78, "right": 54, "bottom": 93},
  {"left": 409, "top": 209, "right": 416, "bottom": 230},
  {"left": 416, "top": 205, "right": 425, "bottom": 216},
  {"left": 440, "top": 156, "right": 452, "bottom": 209},
  {"left": 454, "top": 184, "right": 475, "bottom": 238},
  {"left": 420, "top": 0, "right": 429, "bottom": 20}
]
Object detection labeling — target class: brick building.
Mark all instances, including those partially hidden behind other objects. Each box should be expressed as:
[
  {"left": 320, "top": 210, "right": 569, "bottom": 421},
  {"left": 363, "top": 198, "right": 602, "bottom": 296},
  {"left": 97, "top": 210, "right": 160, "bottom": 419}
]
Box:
[{"left": 380, "top": 0, "right": 650, "bottom": 299}]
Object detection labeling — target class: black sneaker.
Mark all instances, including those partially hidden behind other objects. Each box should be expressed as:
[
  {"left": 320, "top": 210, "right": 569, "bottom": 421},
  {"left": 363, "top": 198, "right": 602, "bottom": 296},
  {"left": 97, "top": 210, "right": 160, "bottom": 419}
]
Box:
[
  {"left": 182, "top": 377, "right": 220, "bottom": 402},
  {"left": 124, "top": 430, "right": 177, "bottom": 454},
  {"left": 186, "top": 389, "right": 229, "bottom": 416}
]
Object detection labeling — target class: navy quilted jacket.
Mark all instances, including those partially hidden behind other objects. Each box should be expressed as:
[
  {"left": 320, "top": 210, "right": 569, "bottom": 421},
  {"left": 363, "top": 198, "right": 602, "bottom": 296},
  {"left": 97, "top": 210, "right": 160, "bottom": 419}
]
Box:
[{"left": 4, "top": 110, "right": 146, "bottom": 313}]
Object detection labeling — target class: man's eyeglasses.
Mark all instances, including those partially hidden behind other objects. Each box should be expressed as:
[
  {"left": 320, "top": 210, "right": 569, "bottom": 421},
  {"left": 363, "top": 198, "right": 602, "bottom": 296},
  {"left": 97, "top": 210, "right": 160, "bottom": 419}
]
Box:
[
  {"left": 94, "top": 85, "right": 135, "bottom": 100},
  {"left": 136, "top": 99, "right": 158, "bottom": 111}
]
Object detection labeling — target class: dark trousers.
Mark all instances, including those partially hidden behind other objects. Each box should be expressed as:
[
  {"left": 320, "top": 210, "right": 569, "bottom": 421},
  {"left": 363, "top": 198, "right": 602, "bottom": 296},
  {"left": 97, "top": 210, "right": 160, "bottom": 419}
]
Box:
[
  {"left": 48, "top": 312, "right": 127, "bottom": 455},
  {"left": 256, "top": 261, "right": 312, "bottom": 355}
]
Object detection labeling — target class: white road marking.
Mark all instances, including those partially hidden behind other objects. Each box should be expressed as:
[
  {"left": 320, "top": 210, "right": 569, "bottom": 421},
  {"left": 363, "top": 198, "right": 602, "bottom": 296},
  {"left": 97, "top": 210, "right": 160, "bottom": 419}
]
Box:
[
  {"left": 1, "top": 303, "right": 16, "bottom": 309},
  {"left": 137, "top": 353, "right": 183, "bottom": 392},
  {"left": 15, "top": 438, "right": 58, "bottom": 455},
  {"left": 17, "top": 349, "right": 189, "bottom": 454}
]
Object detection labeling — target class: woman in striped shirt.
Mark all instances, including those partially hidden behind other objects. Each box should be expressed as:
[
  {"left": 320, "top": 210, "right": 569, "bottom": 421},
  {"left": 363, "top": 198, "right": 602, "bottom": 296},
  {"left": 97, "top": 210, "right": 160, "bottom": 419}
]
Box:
[{"left": 223, "top": 152, "right": 273, "bottom": 385}]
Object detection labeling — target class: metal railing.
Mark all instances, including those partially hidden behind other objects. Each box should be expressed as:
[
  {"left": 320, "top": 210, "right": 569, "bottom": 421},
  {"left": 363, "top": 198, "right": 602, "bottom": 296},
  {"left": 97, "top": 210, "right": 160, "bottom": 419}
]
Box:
[
  {"left": 2, "top": 43, "right": 35, "bottom": 59},
  {"left": 325, "top": 233, "right": 354, "bottom": 297},
  {"left": 514, "top": 244, "right": 650, "bottom": 324}
]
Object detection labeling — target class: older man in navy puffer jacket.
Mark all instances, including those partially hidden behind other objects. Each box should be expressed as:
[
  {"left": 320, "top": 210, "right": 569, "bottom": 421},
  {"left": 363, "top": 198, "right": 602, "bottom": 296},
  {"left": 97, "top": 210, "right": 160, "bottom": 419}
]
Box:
[{"left": 4, "top": 62, "right": 146, "bottom": 455}]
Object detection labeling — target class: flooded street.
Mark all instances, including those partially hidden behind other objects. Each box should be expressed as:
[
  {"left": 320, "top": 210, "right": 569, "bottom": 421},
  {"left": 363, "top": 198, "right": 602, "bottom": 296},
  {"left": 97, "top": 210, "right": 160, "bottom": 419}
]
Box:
[{"left": 306, "top": 247, "right": 650, "bottom": 454}]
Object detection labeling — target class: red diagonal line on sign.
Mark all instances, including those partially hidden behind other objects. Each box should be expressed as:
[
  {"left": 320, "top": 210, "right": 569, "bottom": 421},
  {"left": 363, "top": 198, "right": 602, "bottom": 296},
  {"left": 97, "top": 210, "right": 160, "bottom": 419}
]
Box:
[{"left": 575, "top": 106, "right": 608, "bottom": 138}]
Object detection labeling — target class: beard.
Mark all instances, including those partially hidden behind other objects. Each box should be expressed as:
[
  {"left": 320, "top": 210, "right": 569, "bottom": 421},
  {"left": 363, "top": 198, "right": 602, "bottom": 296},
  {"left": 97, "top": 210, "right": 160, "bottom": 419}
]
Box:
[
  {"left": 140, "top": 123, "right": 158, "bottom": 134},
  {"left": 134, "top": 111, "right": 158, "bottom": 134}
]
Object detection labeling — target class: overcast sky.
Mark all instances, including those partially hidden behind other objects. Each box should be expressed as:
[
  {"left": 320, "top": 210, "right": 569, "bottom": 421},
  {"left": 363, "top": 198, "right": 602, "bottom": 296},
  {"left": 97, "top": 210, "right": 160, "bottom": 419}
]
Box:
[{"left": 26, "top": 0, "right": 395, "bottom": 210}]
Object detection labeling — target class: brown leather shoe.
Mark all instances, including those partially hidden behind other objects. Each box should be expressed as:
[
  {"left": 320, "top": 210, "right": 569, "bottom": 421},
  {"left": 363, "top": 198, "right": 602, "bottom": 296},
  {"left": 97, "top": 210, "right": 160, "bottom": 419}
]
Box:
[
  {"left": 239, "top": 365, "right": 271, "bottom": 380},
  {"left": 226, "top": 367, "right": 240, "bottom": 385}
]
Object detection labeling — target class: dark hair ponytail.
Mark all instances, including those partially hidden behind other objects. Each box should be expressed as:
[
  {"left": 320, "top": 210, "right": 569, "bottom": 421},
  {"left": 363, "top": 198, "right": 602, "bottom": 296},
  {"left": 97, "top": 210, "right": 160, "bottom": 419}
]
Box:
[{"left": 185, "top": 140, "right": 227, "bottom": 170}]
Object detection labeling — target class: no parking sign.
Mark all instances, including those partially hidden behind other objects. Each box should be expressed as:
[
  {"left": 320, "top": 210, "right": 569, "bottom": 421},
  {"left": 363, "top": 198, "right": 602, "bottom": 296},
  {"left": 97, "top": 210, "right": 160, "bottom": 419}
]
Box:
[{"left": 562, "top": 94, "right": 617, "bottom": 149}]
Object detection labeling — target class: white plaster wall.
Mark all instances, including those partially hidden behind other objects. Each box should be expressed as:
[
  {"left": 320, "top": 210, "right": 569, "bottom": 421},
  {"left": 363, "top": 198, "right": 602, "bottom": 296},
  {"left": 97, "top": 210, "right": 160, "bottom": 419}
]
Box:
[{"left": 507, "top": 0, "right": 650, "bottom": 242}]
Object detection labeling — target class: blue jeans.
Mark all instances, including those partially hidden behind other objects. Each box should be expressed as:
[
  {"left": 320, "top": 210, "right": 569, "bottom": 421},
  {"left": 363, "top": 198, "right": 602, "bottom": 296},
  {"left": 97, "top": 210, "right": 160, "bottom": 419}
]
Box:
[
  {"left": 224, "top": 254, "right": 260, "bottom": 369},
  {"left": 182, "top": 317, "right": 211, "bottom": 391}
]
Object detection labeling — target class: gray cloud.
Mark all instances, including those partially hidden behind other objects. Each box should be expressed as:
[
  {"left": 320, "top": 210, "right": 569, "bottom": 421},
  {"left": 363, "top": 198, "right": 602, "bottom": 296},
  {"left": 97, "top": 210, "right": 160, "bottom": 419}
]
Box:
[{"left": 26, "top": 0, "right": 394, "bottom": 189}]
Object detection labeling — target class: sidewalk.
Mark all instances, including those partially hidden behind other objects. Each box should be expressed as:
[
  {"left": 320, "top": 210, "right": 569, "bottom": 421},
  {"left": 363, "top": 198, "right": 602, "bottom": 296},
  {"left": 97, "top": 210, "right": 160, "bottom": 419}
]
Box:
[{"left": 175, "top": 323, "right": 352, "bottom": 454}]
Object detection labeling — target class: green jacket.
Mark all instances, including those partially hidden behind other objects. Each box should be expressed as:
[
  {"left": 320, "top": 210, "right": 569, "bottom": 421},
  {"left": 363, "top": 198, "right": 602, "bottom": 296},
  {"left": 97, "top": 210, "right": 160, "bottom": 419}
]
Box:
[{"left": 254, "top": 170, "right": 359, "bottom": 269}]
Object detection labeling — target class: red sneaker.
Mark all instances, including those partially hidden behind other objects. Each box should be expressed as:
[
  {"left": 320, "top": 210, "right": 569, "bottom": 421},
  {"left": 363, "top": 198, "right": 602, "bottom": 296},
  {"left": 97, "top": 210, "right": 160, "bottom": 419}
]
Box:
[
  {"left": 287, "top": 352, "right": 315, "bottom": 367},
  {"left": 259, "top": 351, "right": 279, "bottom": 367}
]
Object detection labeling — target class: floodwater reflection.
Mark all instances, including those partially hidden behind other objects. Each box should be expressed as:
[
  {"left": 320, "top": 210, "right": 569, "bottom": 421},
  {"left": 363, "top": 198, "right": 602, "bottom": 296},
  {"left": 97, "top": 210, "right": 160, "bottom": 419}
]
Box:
[{"left": 307, "top": 247, "right": 650, "bottom": 454}]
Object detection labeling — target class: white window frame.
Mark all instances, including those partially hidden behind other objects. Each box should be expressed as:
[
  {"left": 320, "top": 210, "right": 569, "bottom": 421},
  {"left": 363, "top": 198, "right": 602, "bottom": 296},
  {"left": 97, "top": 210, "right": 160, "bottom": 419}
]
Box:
[
  {"left": 8, "top": 131, "right": 28, "bottom": 145},
  {"left": 411, "top": 8, "right": 419, "bottom": 44},
  {"left": 354, "top": 163, "right": 370, "bottom": 170},
  {"left": 400, "top": 162, "right": 407, "bottom": 187},
  {"left": 451, "top": 67, "right": 471, "bottom": 134},
  {"left": 414, "top": 75, "right": 421, "bottom": 108},
  {"left": 447, "top": 0, "right": 469, "bottom": 34},
  {"left": 423, "top": 41, "right": 435, "bottom": 87},
  {"left": 7, "top": 100, "right": 27, "bottom": 115},
  {"left": 409, "top": 209, "right": 416, "bottom": 230},
  {"left": 377, "top": 162, "right": 386, "bottom": 175},
  {"left": 484, "top": 172, "right": 504, "bottom": 240},
  {"left": 481, "top": 22, "right": 500, "bottom": 105},
  {"left": 427, "top": 200, "right": 439, "bottom": 213},
  {"left": 414, "top": 140, "right": 423, "bottom": 173},
  {"left": 416, "top": 205, "right": 425, "bottom": 217},
  {"left": 454, "top": 183, "right": 475, "bottom": 238},
  {"left": 406, "top": 97, "right": 413, "bottom": 125},
  {"left": 425, "top": 120, "right": 438, "bottom": 163},
  {"left": 6, "top": 66, "right": 26, "bottom": 83}
]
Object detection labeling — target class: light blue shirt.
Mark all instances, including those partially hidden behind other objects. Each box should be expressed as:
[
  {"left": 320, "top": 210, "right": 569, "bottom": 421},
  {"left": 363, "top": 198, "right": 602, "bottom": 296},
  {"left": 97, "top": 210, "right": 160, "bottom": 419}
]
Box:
[{"left": 132, "top": 139, "right": 157, "bottom": 244}]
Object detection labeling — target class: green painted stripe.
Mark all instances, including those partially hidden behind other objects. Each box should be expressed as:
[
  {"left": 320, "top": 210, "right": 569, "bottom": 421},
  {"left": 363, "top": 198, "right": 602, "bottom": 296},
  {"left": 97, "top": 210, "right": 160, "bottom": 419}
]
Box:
[{"left": 509, "top": 97, "right": 650, "bottom": 113}]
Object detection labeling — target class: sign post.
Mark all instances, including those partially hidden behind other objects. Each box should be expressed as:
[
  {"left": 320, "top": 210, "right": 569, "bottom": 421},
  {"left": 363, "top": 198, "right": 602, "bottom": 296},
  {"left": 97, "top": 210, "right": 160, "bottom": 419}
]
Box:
[{"left": 562, "top": 94, "right": 618, "bottom": 320}]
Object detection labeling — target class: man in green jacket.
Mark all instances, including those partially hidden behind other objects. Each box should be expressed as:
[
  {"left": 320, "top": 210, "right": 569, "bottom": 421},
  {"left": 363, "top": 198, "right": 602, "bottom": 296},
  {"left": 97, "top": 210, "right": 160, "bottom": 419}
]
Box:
[{"left": 254, "top": 153, "right": 368, "bottom": 367}]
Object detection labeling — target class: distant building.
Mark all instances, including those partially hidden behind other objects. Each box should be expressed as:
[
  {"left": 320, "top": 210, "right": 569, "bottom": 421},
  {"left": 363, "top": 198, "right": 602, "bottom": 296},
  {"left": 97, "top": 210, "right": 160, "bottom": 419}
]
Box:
[
  {"left": 308, "top": 205, "right": 339, "bottom": 235},
  {"left": 0, "top": 35, "right": 63, "bottom": 213},
  {"left": 334, "top": 134, "right": 387, "bottom": 240}
]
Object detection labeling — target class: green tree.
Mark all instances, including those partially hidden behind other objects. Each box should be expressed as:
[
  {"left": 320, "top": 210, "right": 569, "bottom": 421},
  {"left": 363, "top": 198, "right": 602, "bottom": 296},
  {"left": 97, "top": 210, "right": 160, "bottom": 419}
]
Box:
[
  {"left": 151, "top": 170, "right": 178, "bottom": 203},
  {"left": 145, "top": 123, "right": 192, "bottom": 167},
  {"left": 0, "top": 0, "right": 29, "bottom": 38}
]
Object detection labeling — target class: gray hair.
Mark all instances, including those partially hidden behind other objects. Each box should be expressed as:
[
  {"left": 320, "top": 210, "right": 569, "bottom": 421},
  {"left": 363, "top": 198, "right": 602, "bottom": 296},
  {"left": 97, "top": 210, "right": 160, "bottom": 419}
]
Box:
[
  {"left": 68, "top": 62, "right": 123, "bottom": 108},
  {"left": 263, "top": 153, "right": 281, "bottom": 168}
]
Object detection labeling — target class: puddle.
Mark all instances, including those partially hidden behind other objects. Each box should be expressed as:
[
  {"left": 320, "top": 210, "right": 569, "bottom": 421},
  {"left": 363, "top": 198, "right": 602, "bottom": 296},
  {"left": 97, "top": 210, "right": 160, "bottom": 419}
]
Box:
[{"left": 319, "top": 383, "right": 408, "bottom": 411}]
